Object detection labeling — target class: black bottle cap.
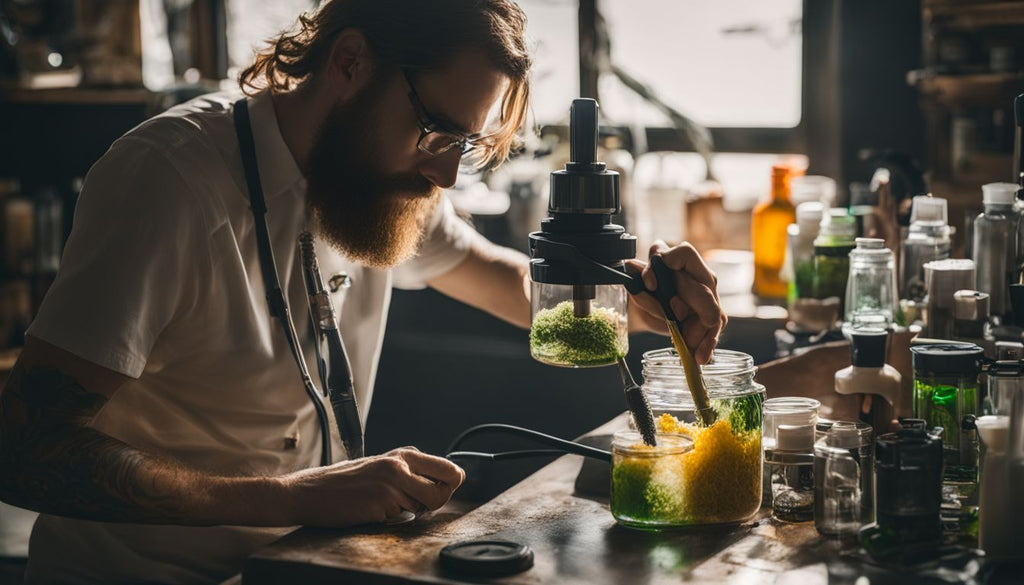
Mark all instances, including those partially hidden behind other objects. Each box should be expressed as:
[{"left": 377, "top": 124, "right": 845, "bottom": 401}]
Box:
[
  {"left": 439, "top": 540, "right": 534, "bottom": 578},
  {"left": 910, "top": 343, "right": 984, "bottom": 377},
  {"left": 850, "top": 329, "right": 888, "bottom": 368}
]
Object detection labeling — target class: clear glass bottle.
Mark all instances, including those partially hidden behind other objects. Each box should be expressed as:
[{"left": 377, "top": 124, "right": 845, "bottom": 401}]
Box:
[
  {"left": 844, "top": 238, "right": 898, "bottom": 329},
  {"left": 900, "top": 196, "right": 951, "bottom": 302},
  {"left": 752, "top": 164, "right": 796, "bottom": 299},
  {"left": 610, "top": 430, "right": 695, "bottom": 530},
  {"left": 529, "top": 282, "right": 628, "bottom": 368},
  {"left": 814, "top": 421, "right": 874, "bottom": 537},
  {"left": 813, "top": 209, "right": 857, "bottom": 312},
  {"left": 973, "top": 183, "right": 1018, "bottom": 320},
  {"left": 639, "top": 348, "right": 765, "bottom": 525},
  {"left": 763, "top": 397, "right": 820, "bottom": 522}
]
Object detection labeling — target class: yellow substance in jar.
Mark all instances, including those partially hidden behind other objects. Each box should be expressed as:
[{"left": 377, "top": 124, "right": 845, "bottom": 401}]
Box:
[{"left": 653, "top": 413, "right": 762, "bottom": 523}]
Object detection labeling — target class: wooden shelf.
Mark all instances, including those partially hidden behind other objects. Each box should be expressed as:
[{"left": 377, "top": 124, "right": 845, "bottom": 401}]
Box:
[
  {"left": 0, "top": 86, "right": 154, "bottom": 106},
  {"left": 925, "top": 1, "right": 1024, "bottom": 29},
  {"left": 914, "top": 72, "right": 1024, "bottom": 107}
]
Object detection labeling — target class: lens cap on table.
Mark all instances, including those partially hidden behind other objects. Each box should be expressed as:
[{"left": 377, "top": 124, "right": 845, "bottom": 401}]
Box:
[{"left": 439, "top": 540, "right": 534, "bottom": 577}]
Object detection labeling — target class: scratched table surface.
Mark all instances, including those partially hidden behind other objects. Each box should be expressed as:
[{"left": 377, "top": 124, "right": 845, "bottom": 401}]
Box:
[{"left": 241, "top": 416, "right": 993, "bottom": 585}]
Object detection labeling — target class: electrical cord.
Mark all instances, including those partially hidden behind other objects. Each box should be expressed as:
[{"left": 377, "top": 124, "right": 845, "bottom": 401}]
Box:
[{"left": 445, "top": 423, "right": 611, "bottom": 463}]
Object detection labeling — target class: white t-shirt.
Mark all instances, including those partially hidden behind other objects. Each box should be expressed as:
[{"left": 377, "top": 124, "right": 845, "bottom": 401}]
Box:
[{"left": 23, "top": 91, "right": 477, "bottom": 584}]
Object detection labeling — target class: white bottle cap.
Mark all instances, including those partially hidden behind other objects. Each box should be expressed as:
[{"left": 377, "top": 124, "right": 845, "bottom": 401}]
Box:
[
  {"left": 791, "top": 176, "right": 837, "bottom": 206},
  {"left": 910, "top": 195, "right": 948, "bottom": 224},
  {"left": 796, "top": 201, "right": 824, "bottom": 233},
  {"left": 982, "top": 182, "right": 1018, "bottom": 205},
  {"left": 777, "top": 424, "right": 815, "bottom": 451},
  {"left": 975, "top": 415, "right": 1009, "bottom": 455}
]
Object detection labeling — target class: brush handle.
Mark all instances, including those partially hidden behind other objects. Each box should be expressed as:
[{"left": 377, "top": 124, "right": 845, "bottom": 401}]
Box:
[{"left": 649, "top": 255, "right": 716, "bottom": 426}]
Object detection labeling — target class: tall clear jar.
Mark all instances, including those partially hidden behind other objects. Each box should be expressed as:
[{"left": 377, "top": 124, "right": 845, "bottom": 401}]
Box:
[
  {"left": 844, "top": 238, "right": 898, "bottom": 329},
  {"left": 640, "top": 348, "right": 766, "bottom": 525},
  {"left": 529, "top": 282, "right": 628, "bottom": 368}
]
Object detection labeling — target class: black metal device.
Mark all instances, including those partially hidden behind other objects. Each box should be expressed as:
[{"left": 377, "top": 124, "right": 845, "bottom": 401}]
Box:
[{"left": 528, "top": 98, "right": 645, "bottom": 307}]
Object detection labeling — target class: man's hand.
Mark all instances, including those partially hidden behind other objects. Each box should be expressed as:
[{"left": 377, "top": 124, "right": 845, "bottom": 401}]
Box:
[
  {"left": 283, "top": 447, "right": 465, "bottom": 527},
  {"left": 626, "top": 241, "right": 727, "bottom": 364}
]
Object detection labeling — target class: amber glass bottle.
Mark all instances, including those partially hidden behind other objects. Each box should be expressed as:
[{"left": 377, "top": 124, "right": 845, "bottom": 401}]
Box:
[{"left": 752, "top": 164, "right": 796, "bottom": 299}]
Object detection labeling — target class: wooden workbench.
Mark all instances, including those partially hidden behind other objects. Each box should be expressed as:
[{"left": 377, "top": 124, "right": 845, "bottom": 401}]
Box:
[{"left": 240, "top": 415, "right": 991, "bottom": 585}]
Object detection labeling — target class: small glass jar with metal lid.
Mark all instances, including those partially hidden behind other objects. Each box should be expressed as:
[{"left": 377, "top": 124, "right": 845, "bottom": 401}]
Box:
[{"left": 639, "top": 348, "right": 765, "bottom": 525}]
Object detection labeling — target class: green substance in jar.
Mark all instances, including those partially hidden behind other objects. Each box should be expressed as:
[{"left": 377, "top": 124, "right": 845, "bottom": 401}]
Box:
[
  {"left": 790, "top": 260, "right": 816, "bottom": 303},
  {"left": 813, "top": 254, "right": 851, "bottom": 301},
  {"left": 712, "top": 391, "right": 764, "bottom": 435},
  {"left": 611, "top": 453, "right": 685, "bottom": 524},
  {"left": 913, "top": 379, "right": 978, "bottom": 464},
  {"left": 530, "top": 301, "right": 624, "bottom": 366}
]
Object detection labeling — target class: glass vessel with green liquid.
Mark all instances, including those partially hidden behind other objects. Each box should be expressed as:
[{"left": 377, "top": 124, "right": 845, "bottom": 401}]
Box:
[{"left": 910, "top": 343, "right": 984, "bottom": 543}]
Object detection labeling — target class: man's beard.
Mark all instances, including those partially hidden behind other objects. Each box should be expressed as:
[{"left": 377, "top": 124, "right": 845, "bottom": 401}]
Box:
[{"left": 305, "top": 84, "right": 440, "bottom": 268}]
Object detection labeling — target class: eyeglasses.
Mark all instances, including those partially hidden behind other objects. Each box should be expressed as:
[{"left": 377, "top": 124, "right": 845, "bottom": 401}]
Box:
[{"left": 402, "top": 68, "right": 484, "bottom": 157}]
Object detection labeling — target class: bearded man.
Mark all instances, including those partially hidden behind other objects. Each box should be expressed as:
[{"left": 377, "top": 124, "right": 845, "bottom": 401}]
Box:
[{"left": 0, "top": 1, "right": 725, "bottom": 583}]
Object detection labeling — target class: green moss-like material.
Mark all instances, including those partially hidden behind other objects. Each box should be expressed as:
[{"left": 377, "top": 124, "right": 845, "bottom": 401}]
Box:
[
  {"left": 530, "top": 301, "right": 624, "bottom": 366},
  {"left": 611, "top": 455, "right": 685, "bottom": 523}
]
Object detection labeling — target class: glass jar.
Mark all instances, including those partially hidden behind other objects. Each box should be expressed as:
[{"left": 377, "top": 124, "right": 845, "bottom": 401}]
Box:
[
  {"left": 762, "top": 397, "right": 819, "bottom": 522},
  {"left": 814, "top": 420, "right": 874, "bottom": 537},
  {"left": 640, "top": 348, "right": 765, "bottom": 525},
  {"left": 910, "top": 342, "right": 984, "bottom": 541},
  {"left": 610, "top": 430, "right": 695, "bottom": 530},
  {"left": 813, "top": 208, "right": 857, "bottom": 311},
  {"left": 844, "top": 238, "right": 897, "bottom": 329},
  {"left": 529, "top": 282, "right": 628, "bottom": 367}
]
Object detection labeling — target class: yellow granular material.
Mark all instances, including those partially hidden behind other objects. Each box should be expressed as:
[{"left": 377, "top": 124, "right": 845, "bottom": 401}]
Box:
[{"left": 654, "top": 413, "right": 762, "bottom": 523}]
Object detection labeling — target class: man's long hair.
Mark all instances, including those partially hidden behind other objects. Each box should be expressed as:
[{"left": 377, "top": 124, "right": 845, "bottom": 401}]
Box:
[{"left": 239, "top": 0, "right": 532, "bottom": 169}]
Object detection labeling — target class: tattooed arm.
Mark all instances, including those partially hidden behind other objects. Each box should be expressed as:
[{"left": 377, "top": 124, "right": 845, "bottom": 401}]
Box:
[{"left": 0, "top": 336, "right": 464, "bottom": 527}]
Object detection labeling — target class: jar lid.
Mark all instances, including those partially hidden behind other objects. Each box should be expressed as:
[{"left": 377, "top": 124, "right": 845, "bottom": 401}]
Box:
[
  {"left": 952, "top": 290, "right": 989, "bottom": 321},
  {"left": 910, "top": 195, "right": 948, "bottom": 225},
  {"left": 439, "top": 540, "right": 534, "bottom": 577},
  {"left": 982, "top": 182, "right": 1018, "bottom": 205},
  {"left": 910, "top": 343, "right": 984, "bottom": 376}
]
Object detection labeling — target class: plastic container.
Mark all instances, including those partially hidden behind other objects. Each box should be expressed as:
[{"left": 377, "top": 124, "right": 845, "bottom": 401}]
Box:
[
  {"left": 973, "top": 183, "right": 1018, "bottom": 319},
  {"left": 640, "top": 348, "right": 765, "bottom": 525},
  {"left": 610, "top": 430, "right": 695, "bottom": 530},
  {"left": 529, "top": 282, "right": 628, "bottom": 367}
]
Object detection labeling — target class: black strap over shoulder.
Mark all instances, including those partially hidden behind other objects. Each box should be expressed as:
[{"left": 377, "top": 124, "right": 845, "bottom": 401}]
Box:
[{"left": 233, "top": 97, "right": 332, "bottom": 466}]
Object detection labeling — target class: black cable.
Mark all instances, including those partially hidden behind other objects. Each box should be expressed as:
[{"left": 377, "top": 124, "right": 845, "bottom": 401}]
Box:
[
  {"left": 447, "top": 449, "right": 568, "bottom": 462},
  {"left": 446, "top": 424, "right": 611, "bottom": 463}
]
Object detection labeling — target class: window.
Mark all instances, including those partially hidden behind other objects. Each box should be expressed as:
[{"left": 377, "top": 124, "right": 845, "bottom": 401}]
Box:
[
  {"left": 225, "top": 0, "right": 316, "bottom": 79},
  {"left": 598, "top": 0, "right": 802, "bottom": 128}
]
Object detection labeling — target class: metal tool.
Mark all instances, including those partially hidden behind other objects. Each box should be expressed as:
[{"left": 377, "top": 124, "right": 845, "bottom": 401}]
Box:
[{"left": 298, "top": 232, "right": 364, "bottom": 460}]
